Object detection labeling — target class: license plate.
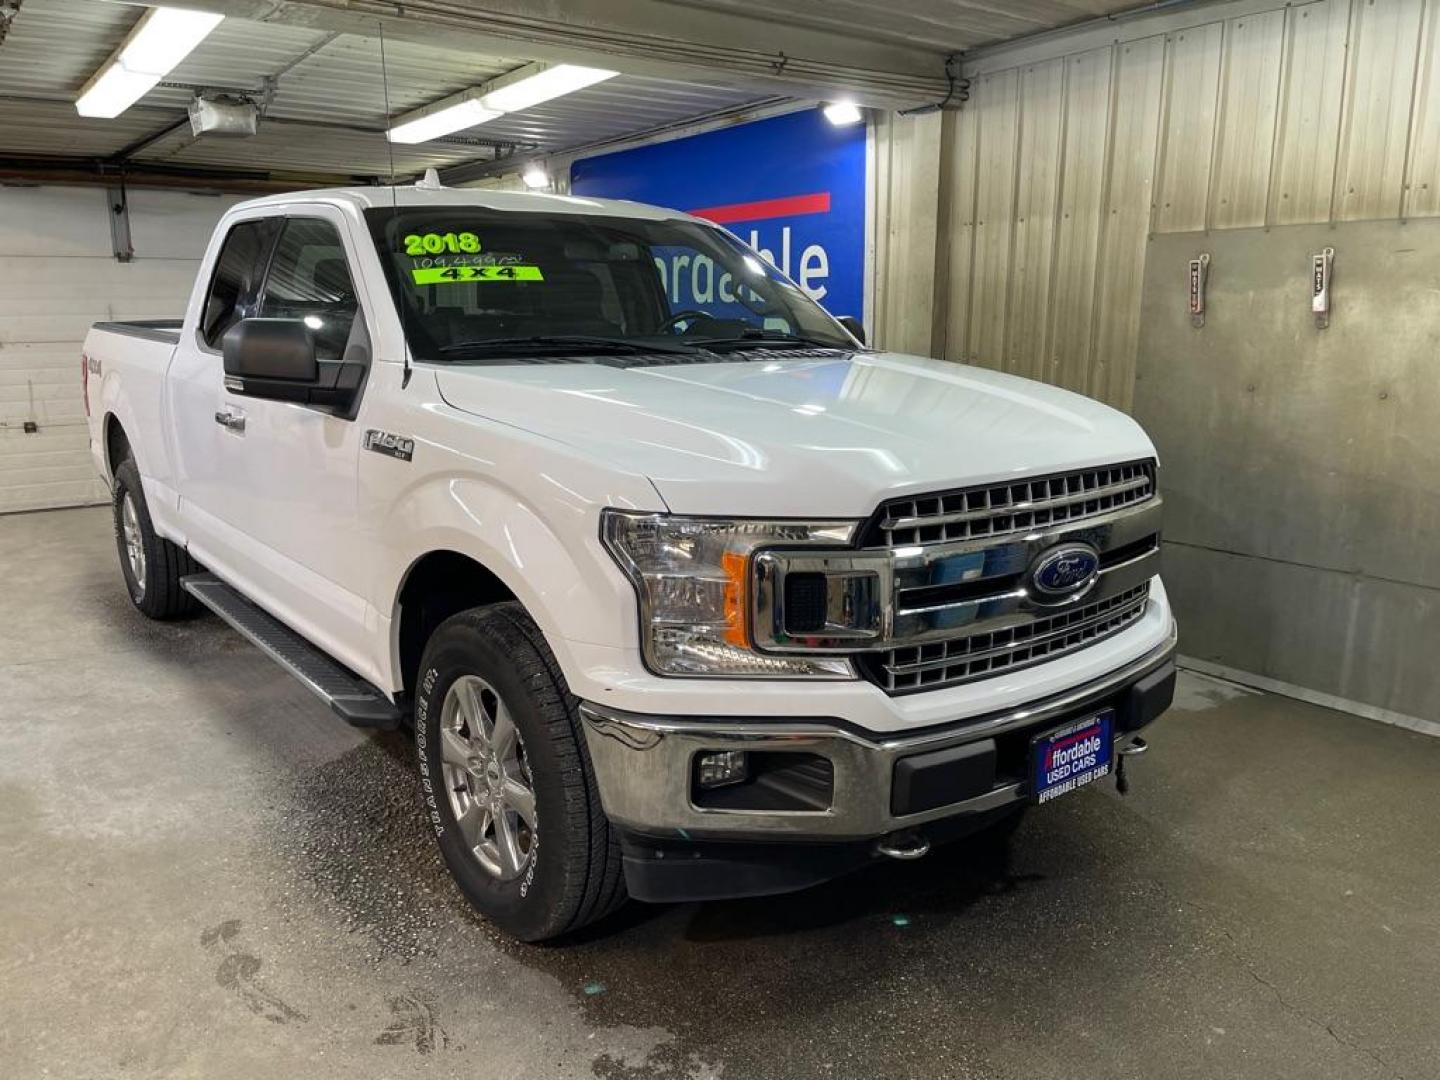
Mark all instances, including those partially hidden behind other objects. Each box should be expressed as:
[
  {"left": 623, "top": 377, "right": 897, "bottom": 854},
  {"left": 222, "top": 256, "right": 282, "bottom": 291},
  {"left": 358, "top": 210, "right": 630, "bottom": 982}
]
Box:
[{"left": 1030, "top": 710, "right": 1114, "bottom": 804}]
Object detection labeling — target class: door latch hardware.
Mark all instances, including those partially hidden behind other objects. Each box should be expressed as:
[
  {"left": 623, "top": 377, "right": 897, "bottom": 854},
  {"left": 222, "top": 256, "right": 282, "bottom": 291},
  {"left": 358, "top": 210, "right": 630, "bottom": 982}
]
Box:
[
  {"left": 1311, "top": 247, "right": 1334, "bottom": 329},
  {"left": 1188, "top": 253, "right": 1210, "bottom": 328},
  {"left": 214, "top": 410, "right": 245, "bottom": 433}
]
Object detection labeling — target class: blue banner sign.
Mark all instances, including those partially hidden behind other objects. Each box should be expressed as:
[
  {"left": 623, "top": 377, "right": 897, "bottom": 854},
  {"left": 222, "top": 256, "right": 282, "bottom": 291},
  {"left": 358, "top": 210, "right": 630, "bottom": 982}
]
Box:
[{"left": 569, "top": 108, "right": 867, "bottom": 318}]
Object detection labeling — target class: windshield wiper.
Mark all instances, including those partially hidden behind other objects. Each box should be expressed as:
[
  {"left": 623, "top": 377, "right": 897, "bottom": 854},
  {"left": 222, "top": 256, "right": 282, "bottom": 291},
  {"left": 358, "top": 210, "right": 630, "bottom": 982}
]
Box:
[
  {"left": 688, "top": 329, "right": 849, "bottom": 351},
  {"left": 439, "top": 335, "right": 699, "bottom": 359}
]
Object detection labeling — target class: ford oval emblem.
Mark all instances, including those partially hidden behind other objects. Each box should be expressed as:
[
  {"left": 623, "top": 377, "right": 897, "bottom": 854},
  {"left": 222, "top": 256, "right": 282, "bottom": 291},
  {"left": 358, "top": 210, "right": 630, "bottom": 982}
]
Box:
[{"left": 1029, "top": 542, "right": 1101, "bottom": 602}]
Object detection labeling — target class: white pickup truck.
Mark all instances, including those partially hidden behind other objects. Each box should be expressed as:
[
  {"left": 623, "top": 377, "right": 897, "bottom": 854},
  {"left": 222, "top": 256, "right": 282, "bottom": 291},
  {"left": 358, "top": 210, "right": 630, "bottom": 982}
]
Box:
[{"left": 83, "top": 184, "right": 1176, "bottom": 941}]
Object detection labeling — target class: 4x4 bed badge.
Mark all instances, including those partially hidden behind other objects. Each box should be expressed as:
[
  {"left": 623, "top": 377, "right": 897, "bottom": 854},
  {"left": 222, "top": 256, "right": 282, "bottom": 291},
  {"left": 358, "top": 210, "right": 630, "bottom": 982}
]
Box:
[{"left": 364, "top": 430, "right": 414, "bottom": 462}]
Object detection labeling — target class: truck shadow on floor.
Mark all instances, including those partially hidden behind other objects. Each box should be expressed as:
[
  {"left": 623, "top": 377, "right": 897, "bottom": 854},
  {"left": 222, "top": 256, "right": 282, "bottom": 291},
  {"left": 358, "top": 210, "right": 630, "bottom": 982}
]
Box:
[
  {"left": 273, "top": 728, "right": 1062, "bottom": 953},
  {"left": 673, "top": 837, "right": 1048, "bottom": 943}
]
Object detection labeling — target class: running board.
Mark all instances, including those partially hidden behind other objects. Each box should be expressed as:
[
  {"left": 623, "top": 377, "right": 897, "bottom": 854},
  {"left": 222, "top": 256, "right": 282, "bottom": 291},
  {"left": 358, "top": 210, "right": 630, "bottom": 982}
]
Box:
[{"left": 182, "top": 573, "right": 402, "bottom": 730}]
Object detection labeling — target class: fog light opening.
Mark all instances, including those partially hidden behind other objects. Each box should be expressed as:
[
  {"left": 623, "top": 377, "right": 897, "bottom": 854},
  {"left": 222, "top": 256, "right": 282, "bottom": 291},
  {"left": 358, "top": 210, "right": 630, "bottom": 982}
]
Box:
[{"left": 696, "top": 750, "right": 749, "bottom": 790}]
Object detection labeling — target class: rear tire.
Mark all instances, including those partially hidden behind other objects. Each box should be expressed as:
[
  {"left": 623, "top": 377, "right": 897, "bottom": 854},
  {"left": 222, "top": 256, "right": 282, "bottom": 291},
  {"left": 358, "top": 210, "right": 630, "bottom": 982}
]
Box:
[
  {"left": 112, "top": 458, "right": 201, "bottom": 619},
  {"left": 414, "top": 603, "right": 626, "bottom": 942}
]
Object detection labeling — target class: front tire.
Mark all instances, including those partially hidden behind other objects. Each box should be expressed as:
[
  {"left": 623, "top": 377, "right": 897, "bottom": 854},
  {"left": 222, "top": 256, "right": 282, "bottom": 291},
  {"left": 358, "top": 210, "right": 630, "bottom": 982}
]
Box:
[
  {"left": 112, "top": 458, "right": 201, "bottom": 619},
  {"left": 415, "top": 603, "right": 626, "bottom": 942}
]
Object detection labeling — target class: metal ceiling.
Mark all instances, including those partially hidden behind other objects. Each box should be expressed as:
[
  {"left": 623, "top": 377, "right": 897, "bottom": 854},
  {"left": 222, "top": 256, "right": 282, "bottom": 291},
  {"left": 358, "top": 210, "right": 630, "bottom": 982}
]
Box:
[
  {"left": 0, "top": 0, "right": 1165, "bottom": 188},
  {"left": 0, "top": 0, "right": 771, "bottom": 185},
  {"left": 655, "top": 0, "right": 1157, "bottom": 54}
]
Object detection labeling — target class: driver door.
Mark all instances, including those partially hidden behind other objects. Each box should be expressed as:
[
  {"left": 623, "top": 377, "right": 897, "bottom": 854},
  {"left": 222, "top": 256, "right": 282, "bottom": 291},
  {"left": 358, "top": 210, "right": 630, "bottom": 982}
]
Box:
[{"left": 174, "top": 209, "right": 379, "bottom": 679}]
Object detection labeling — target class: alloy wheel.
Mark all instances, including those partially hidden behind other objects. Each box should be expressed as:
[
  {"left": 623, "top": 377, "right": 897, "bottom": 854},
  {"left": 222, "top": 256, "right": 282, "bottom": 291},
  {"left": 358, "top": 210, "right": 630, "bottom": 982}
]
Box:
[
  {"left": 439, "top": 674, "right": 537, "bottom": 881},
  {"left": 121, "top": 493, "right": 146, "bottom": 594}
]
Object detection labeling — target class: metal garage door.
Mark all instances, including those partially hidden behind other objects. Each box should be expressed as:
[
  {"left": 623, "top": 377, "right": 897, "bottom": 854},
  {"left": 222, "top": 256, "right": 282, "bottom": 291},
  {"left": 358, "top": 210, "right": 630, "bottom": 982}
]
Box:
[{"left": 0, "top": 185, "right": 237, "bottom": 513}]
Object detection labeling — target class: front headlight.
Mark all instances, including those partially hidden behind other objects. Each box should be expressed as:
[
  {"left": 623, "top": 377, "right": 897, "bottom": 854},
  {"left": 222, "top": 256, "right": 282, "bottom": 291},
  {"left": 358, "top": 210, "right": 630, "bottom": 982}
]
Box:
[{"left": 601, "top": 510, "right": 858, "bottom": 678}]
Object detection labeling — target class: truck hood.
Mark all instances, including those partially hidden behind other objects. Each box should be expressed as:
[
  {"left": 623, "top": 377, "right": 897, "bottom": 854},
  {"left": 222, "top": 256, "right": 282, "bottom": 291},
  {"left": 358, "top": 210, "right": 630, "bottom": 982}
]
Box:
[{"left": 434, "top": 351, "right": 1156, "bottom": 518}]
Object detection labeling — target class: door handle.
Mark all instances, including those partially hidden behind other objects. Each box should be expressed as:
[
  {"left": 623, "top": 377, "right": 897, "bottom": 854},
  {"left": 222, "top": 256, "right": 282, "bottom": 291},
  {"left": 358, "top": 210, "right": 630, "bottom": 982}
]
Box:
[{"left": 214, "top": 409, "right": 246, "bottom": 433}]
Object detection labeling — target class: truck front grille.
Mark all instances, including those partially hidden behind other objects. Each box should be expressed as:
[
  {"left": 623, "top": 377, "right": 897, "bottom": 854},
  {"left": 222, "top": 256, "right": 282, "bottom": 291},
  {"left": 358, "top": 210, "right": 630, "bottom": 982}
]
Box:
[
  {"left": 861, "top": 583, "right": 1152, "bottom": 695},
  {"left": 867, "top": 460, "right": 1156, "bottom": 548}
]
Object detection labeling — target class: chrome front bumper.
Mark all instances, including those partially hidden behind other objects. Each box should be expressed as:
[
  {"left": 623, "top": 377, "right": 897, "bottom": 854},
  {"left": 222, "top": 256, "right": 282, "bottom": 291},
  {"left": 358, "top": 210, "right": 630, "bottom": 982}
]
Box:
[{"left": 579, "top": 627, "right": 1177, "bottom": 843}]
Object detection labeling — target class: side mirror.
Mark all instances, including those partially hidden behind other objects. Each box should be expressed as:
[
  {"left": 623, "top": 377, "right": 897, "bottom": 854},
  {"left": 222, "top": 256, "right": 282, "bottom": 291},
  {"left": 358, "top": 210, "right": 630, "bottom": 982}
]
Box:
[
  {"left": 837, "top": 315, "right": 866, "bottom": 346},
  {"left": 223, "top": 318, "right": 318, "bottom": 385},
  {"left": 221, "top": 318, "right": 362, "bottom": 409}
]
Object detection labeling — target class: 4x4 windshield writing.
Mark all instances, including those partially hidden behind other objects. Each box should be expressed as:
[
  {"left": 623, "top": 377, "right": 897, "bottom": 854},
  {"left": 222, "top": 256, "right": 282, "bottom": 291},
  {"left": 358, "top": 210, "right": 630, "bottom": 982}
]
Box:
[{"left": 364, "top": 207, "right": 855, "bottom": 363}]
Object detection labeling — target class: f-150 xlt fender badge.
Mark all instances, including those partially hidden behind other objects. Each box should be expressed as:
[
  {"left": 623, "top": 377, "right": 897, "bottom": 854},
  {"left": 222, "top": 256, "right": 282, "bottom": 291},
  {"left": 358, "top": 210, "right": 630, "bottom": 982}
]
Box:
[{"left": 364, "top": 429, "right": 414, "bottom": 462}]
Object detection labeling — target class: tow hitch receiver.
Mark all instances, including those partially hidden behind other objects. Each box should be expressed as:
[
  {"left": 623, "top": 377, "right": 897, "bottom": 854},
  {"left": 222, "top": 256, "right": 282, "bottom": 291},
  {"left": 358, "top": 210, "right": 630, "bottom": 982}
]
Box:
[{"left": 1116, "top": 736, "right": 1149, "bottom": 795}]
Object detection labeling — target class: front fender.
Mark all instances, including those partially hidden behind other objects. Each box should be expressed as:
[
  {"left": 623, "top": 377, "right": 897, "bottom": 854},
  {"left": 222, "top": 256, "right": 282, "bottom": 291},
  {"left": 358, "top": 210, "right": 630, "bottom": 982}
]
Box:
[{"left": 364, "top": 407, "right": 665, "bottom": 694}]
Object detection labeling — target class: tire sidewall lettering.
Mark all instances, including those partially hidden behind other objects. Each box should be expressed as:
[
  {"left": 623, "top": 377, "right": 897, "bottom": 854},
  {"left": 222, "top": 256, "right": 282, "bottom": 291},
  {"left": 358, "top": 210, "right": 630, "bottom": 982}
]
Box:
[
  {"left": 416, "top": 665, "right": 444, "bottom": 837},
  {"left": 519, "top": 834, "right": 537, "bottom": 897}
]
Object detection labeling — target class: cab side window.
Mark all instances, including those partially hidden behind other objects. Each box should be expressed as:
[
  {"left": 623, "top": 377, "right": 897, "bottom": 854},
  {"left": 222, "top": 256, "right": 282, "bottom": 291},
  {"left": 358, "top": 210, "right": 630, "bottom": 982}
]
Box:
[
  {"left": 258, "top": 218, "right": 358, "bottom": 362},
  {"left": 201, "top": 218, "right": 281, "bottom": 348}
]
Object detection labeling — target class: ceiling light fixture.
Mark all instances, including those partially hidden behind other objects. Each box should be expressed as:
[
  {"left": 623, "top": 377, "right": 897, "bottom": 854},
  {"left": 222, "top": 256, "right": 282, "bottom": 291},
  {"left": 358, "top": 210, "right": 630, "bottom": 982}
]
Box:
[
  {"left": 481, "top": 62, "right": 618, "bottom": 113},
  {"left": 387, "top": 92, "right": 502, "bottom": 145},
  {"left": 75, "top": 7, "right": 224, "bottom": 119},
  {"left": 387, "top": 61, "right": 619, "bottom": 144},
  {"left": 822, "top": 101, "right": 864, "bottom": 126},
  {"left": 521, "top": 164, "right": 550, "bottom": 190}
]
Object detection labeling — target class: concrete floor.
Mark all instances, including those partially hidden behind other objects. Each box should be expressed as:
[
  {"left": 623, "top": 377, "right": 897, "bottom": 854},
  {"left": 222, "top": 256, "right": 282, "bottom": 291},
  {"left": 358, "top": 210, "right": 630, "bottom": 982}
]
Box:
[{"left": 2, "top": 506, "right": 1438, "bottom": 1080}]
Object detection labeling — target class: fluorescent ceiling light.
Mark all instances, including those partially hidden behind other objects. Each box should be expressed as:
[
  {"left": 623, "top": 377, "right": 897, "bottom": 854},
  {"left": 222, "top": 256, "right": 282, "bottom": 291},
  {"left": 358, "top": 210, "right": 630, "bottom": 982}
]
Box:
[
  {"left": 822, "top": 101, "right": 864, "bottom": 126},
  {"left": 521, "top": 164, "right": 550, "bottom": 190},
  {"left": 388, "top": 95, "right": 502, "bottom": 144},
  {"left": 481, "top": 63, "right": 618, "bottom": 113},
  {"left": 387, "top": 61, "right": 619, "bottom": 144},
  {"left": 75, "top": 7, "right": 224, "bottom": 119}
]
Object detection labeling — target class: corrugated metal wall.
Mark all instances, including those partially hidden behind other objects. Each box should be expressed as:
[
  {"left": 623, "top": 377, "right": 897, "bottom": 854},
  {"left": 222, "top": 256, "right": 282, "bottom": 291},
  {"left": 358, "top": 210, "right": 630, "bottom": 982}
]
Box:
[
  {"left": 869, "top": 110, "right": 945, "bottom": 356},
  {"left": 851, "top": 0, "right": 1440, "bottom": 724},
  {"left": 926, "top": 0, "right": 1440, "bottom": 411},
  {"left": 866, "top": 0, "right": 1440, "bottom": 725}
]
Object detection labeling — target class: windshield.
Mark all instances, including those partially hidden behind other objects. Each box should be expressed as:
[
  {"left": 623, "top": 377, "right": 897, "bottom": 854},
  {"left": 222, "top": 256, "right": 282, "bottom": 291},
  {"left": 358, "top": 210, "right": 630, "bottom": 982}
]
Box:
[{"left": 364, "top": 206, "right": 856, "bottom": 362}]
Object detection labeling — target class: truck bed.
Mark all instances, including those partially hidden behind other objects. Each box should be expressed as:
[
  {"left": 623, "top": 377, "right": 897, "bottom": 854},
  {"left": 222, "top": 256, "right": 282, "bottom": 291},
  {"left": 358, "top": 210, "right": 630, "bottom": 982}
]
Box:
[
  {"left": 84, "top": 318, "right": 185, "bottom": 499},
  {"left": 92, "top": 319, "right": 183, "bottom": 345}
]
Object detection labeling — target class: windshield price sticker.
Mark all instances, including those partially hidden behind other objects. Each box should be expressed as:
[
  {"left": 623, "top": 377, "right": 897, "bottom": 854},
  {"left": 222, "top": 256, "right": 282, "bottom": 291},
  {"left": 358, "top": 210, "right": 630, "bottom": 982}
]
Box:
[
  {"left": 402, "top": 231, "right": 481, "bottom": 255},
  {"left": 400, "top": 231, "right": 539, "bottom": 284},
  {"left": 411, "top": 265, "right": 545, "bottom": 285}
]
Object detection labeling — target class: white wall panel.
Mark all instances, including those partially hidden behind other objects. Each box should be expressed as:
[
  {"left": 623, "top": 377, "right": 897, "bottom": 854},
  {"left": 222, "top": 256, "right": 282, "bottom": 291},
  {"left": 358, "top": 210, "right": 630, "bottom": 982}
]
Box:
[
  {"left": 966, "top": 68, "right": 1021, "bottom": 366},
  {"left": 1153, "top": 22, "right": 1224, "bottom": 234},
  {"left": 0, "top": 186, "right": 232, "bottom": 513},
  {"left": 0, "top": 187, "right": 114, "bottom": 258},
  {"left": 1210, "top": 9, "right": 1287, "bottom": 229},
  {"left": 1048, "top": 46, "right": 1113, "bottom": 395},
  {"left": 1271, "top": 0, "right": 1350, "bottom": 224},
  {"left": 127, "top": 190, "right": 245, "bottom": 259},
  {"left": 1005, "top": 58, "right": 1065, "bottom": 382},
  {"left": 940, "top": 103, "right": 981, "bottom": 362},
  {"left": 870, "top": 111, "right": 945, "bottom": 357},
  {"left": 1402, "top": 0, "right": 1440, "bottom": 218},
  {"left": 1334, "top": 0, "right": 1424, "bottom": 222},
  {"left": 1090, "top": 35, "right": 1165, "bottom": 409}
]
